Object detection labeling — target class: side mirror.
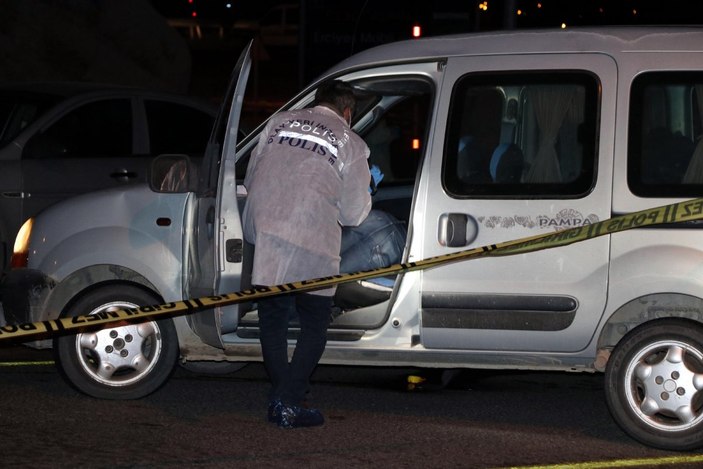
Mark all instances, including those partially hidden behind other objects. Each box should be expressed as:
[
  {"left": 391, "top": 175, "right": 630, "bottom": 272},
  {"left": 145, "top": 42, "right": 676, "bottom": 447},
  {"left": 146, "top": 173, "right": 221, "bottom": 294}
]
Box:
[{"left": 149, "top": 154, "right": 198, "bottom": 193}]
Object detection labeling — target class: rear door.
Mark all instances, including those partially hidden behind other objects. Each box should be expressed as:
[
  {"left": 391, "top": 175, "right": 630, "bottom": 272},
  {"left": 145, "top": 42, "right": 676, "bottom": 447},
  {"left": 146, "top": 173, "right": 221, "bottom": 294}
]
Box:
[
  {"left": 419, "top": 53, "right": 617, "bottom": 352},
  {"left": 187, "top": 43, "right": 252, "bottom": 347}
]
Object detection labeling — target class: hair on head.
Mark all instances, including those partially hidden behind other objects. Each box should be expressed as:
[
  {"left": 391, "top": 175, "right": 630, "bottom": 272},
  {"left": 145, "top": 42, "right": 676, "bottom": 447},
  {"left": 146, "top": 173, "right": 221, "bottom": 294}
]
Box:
[{"left": 315, "top": 80, "right": 357, "bottom": 116}]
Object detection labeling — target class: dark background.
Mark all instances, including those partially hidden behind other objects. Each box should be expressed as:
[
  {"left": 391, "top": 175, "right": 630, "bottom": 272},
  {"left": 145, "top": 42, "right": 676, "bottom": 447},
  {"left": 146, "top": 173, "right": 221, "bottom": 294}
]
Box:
[
  {"left": 3, "top": 1, "right": 703, "bottom": 114},
  {"left": 154, "top": 0, "right": 703, "bottom": 100}
]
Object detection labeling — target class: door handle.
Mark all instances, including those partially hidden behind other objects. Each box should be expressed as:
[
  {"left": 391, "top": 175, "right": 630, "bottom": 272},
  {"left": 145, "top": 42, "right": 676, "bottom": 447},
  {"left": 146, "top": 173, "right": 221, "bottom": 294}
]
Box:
[
  {"left": 1, "top": 192, "right": 28, "bottom": 198},
  {"left": 438, "top": 213, "right": 478, "bottom": 247}
]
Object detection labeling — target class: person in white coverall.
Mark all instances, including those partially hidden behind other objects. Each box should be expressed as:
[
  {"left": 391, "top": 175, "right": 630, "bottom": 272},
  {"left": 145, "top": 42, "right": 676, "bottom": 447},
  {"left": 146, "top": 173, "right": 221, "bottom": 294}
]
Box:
[{"left": 242, "top": 80, "right": 372, "bottom": 428}]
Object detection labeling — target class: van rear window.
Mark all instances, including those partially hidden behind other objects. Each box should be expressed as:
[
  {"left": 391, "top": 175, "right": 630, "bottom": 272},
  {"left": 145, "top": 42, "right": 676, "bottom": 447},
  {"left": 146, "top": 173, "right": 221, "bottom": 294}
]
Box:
[{"left": 628, "top": 72, "right": 703, "bottom": 197}]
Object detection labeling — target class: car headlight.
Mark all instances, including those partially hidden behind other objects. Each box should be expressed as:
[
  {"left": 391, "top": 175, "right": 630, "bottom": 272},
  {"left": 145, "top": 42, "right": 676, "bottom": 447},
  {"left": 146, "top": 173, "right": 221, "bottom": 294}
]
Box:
[{"left": 11, "top": 217, "right": 33, "bottom": 269}]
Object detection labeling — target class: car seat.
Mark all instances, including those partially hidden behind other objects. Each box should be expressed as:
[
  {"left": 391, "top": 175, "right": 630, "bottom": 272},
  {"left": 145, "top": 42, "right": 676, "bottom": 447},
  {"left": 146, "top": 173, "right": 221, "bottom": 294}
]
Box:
[{"left": 489, "top": 143, "right": 524, "bottom": 183}]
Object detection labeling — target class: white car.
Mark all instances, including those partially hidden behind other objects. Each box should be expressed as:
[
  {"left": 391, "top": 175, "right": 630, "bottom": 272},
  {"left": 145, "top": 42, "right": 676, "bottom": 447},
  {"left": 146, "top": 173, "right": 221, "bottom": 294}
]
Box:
[
  {"left": 0, "top": 82, "right": 216, "bottom": 270},
  {"left": 4, "top": 27, "right": 703, "bottom": 451}
]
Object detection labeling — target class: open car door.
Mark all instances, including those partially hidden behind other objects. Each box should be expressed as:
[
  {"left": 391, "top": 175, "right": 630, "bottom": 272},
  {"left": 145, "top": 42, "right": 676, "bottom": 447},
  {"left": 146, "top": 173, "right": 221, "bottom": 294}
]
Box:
[{"left": 186, "top": 42, "right": 252, "bottom": 348}]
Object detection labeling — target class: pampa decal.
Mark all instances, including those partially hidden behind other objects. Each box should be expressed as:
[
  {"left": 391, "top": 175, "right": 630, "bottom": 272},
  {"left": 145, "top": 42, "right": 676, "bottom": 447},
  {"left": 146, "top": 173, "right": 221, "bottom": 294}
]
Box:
[
  {"left": 478, "top": 209, "right": 599, "bottom": 231},
  {"left": 538, "top": 209, "right": 600, "bottom": 230}
]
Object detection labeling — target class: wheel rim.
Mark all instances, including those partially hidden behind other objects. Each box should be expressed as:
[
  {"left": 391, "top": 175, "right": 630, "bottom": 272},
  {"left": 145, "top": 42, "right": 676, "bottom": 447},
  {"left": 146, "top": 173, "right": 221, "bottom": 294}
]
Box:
[
  {"left": 624, "top": 339, "right": 703, "bottom": 432},
  {"left": 73, "top": 300, "right": 163, "bottom": 387}
]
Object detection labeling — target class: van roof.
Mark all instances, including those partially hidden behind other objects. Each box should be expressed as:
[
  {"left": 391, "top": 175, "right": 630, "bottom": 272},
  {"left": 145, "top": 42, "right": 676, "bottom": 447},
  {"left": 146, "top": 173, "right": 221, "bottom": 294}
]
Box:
[{"left": 325, "top": 26, "right": 703, "bottom": 77}]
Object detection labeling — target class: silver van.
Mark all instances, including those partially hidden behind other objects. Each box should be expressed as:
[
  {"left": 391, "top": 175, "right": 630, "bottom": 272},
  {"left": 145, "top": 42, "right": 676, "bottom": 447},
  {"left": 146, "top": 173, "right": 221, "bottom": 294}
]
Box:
[{"left": 4, "top": 27, "right": 703, "bottom": 451}]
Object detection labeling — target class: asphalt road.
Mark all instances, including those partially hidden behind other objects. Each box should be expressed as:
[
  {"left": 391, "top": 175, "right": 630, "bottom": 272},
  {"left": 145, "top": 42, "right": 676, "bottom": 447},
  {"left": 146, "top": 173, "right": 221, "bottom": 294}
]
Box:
[{"left": 2, "top": 344, "right": 703, "bottom": 468}]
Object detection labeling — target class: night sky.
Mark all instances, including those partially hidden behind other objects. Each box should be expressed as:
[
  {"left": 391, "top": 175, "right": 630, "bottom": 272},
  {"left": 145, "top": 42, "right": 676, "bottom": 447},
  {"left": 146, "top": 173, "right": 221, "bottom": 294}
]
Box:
[
  {"left": 151, "top": 0, "right": 703, "bottom": 31},
  {"left": 5, "top": 1, "right": 700, "bottom": 105},
  {"left": 150, "top": 0, "right": 703, "bottom": 97}
]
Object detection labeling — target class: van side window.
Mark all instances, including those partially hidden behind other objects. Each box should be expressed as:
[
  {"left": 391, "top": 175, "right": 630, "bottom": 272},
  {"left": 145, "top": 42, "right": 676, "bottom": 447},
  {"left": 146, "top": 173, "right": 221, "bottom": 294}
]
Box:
[
  {"left": 443, "top": 72, "right": 599, "bottom": 198},
  {"left": 628, "top": 72, "right": 703, "bottom": 197}
]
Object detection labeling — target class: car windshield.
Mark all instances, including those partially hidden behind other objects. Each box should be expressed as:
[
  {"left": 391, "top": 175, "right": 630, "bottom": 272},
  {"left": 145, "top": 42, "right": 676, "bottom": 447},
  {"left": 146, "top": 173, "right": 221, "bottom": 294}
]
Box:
[{"left": 0, "top": 92, "right": 60, "bottom": 146}]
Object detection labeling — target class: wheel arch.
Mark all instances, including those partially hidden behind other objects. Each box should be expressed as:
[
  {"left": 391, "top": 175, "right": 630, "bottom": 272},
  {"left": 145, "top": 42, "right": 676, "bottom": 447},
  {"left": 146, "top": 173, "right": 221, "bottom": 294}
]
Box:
[
  {"left": 46, "top": 264, "right": 163, "bottom": 320},
  {"left": 48, "top": 268, "right": 219, "bottom": 362},
  {"left": 595, "top": 293, "right": 703, "bottom": 371}
]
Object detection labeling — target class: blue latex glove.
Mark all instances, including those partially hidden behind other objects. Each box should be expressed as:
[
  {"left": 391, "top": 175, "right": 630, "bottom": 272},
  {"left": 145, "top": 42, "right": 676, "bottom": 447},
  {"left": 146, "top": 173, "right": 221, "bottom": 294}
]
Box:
[{"left": 369, "top": 164, "right": 384, "bottom": 194}]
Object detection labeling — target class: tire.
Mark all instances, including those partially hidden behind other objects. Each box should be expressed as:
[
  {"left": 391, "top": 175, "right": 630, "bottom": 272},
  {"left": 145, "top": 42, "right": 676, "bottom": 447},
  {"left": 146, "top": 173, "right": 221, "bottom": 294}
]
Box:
[
  {"left": 53, "top": 285, "right": 178, "bottom": 400},
  {"left": 605, "top": 319, "right": 703, "bottom": 450}
]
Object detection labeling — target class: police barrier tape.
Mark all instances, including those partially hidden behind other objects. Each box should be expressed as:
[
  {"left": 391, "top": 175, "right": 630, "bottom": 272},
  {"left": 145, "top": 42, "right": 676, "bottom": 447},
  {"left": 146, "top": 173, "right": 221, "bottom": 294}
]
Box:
[{"left": 2, "top": 198, "right": 703, "bottom": 344}]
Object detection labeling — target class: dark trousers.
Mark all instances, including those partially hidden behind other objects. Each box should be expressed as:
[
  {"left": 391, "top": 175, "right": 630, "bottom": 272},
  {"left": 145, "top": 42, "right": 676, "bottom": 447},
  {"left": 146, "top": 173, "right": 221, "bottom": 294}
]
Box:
[{"left": 257, "top": 293, "right": 333, "bottom": 406}]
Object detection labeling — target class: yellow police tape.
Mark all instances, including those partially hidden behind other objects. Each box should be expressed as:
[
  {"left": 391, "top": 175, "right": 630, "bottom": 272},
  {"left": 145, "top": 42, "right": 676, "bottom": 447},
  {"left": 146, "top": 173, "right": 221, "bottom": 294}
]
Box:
[{"left": 2, "top": 198, "right": 703, "bottom": 344}]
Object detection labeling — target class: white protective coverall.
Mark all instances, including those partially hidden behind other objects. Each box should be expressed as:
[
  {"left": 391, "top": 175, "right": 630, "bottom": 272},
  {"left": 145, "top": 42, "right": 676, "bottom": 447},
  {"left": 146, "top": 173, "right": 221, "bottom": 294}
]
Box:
[{"left": 242, "top": 105, "right": 372, "bottom": 296}]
